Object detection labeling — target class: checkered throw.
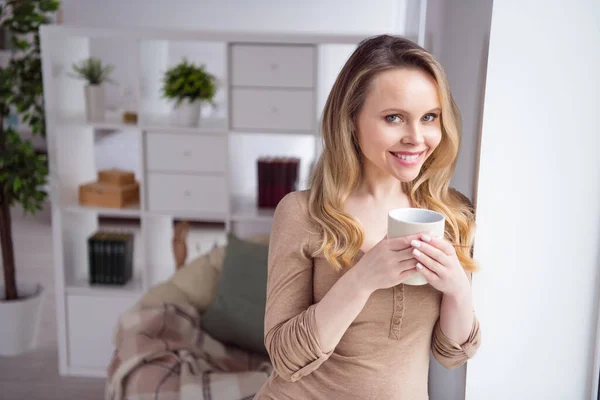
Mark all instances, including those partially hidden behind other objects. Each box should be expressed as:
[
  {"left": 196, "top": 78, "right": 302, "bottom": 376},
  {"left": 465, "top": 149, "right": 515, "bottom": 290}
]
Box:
[{"left": 105, "top": 302, "right": 272, "bottom": 400}]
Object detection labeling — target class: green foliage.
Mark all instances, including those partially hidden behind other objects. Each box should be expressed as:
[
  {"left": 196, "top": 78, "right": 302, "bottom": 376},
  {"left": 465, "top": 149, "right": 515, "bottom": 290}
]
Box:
[
  {"left": 161, "top": 59, "right": 217, "bottom": 106},
  {"left": 0, "top": 126, "right": 48, "bottom": 214},
  {"left": 70, "top": 57, "right": 115, "bottom": 85},
  {"left": 0, "top": 0, "right": 60, "bottom": 138},
  {"left": 0, "top": 0, "right": 57, "bottom": 299},
  {"left": 0, "top": 0, "right": 57, "bottom": 215}
]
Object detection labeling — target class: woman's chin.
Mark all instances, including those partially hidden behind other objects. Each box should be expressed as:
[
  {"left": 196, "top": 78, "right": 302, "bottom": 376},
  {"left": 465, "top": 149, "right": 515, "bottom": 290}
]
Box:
[
  {"left": 388, "top": 171, "right": 418, "bottom": 183},
  {"left": 389, "top": 164, "right": 423, "bottom": 182}
]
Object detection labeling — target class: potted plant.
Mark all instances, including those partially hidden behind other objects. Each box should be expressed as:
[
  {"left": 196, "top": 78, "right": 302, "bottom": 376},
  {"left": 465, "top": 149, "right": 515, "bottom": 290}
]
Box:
[
  {"left": 70, "top": 57, "right": 115, "bottom": 122},
  {"left": 0, "top": 0, "right": 59, "bottom": 356},
  {"left": 162, "top": 59, "right": 217, "bottom": 127}
]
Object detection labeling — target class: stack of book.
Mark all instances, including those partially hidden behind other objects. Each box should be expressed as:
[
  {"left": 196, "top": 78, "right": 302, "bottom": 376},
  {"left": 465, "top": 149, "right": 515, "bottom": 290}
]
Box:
[
  {"left": 87, "top": 231, "right": 134, "bottom": 285},
  {"left": 257, "top": 157, "right": 300, "bottom": 208}
]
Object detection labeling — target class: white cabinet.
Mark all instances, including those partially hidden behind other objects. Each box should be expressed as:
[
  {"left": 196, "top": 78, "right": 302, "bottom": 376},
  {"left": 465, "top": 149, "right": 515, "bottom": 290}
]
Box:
[
  {"left": 146, "top": 133, "right": 227, "bottom": 173},
  {"left": 146, "top": 173, "right": 228, "bottom": 215},
  {"left": 144, "top": 131, "right": 229, "bottom": 216},
  {"left": 66, "top": 294, "right": 138, "bottom": 370},
  {"left": 231, "top": 88, "right": 315, "bottom": 132},
  {"left": 231, "top": 44, "right": 315, "bottom": 88},
  {"left": 229, "top": 44, "right": 317, "bottom": 134}
]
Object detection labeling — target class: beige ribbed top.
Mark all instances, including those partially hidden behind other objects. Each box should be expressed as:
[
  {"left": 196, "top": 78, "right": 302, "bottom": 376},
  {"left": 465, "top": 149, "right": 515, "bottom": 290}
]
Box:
[{"left": 255, "top": 191, "right": 481, "bottom": 400}]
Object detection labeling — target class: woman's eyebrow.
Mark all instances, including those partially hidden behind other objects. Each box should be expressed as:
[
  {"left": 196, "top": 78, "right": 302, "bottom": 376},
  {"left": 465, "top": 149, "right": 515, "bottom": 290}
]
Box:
[{"left": 380, "top": 107, "right": 441, "bottom": 114}]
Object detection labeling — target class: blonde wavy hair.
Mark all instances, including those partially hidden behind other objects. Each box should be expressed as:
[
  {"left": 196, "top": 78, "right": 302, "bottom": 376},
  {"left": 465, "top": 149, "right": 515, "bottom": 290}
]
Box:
[{"left": 308, "top": 34, "right": 478, "bottom": 272}]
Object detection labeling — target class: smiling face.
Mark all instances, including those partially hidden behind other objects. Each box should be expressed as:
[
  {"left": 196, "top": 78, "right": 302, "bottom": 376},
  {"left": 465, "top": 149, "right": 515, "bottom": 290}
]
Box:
[{"left": 355, "top": 67, "right": 443, "bottom": 183}]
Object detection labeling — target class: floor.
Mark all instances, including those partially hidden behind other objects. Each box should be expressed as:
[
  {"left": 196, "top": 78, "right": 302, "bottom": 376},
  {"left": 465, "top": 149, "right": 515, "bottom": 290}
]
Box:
[
  {"left": 0, "top": 204, "right": 106, "bottom": 399},
  {"left": 1, "top": 346, "right": 106, "bottom": 399}
]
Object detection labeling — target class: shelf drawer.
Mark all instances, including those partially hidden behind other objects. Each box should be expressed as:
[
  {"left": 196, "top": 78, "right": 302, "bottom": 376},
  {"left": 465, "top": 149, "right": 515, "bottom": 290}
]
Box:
[
  {"left": 146, "top": 132, "right": 227, "bottom": 173},
  {"left": 231, "top": 88, "right": 315, "bottom": 132},
  {"left": 231, "top": 44, "right": 315, "bottom": 88},
  {"left": 146, "top": 173, "right": 228, "bottom": 215},
  {"left": 66, "top": 294, "right": 138, "bottom": 370}
]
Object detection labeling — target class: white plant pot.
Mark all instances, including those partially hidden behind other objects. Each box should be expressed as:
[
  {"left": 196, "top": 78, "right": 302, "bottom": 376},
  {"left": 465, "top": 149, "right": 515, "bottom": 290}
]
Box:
[
  {"left": 170, "top": 99, "right": 201, "bottom": 127},
  {"left": 0, "top": 283, "right": 44, "bottom": 356},
  {"left": 84, "top": 84, "right": 105, "bottom": 122}
]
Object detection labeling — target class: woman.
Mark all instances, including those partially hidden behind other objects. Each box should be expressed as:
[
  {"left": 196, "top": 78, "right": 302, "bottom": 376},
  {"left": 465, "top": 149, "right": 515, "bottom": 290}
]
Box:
[{"left": 255, "top": 34, "right": 481, "bottom": 400}]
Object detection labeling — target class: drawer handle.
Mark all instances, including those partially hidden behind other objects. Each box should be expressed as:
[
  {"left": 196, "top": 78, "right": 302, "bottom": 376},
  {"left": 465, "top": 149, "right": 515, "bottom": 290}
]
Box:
[
  {"left": 270, "top": 106, "right": 279, "bottom": 114},
  {"left": 183, "top": 190, "right": 191, "bottom": 197},
  {"left": 270, "top": 63, "right": 279, "bottom": 71},
  {"left": 183, "top": 150, "right": 192, "bottom": 157}
]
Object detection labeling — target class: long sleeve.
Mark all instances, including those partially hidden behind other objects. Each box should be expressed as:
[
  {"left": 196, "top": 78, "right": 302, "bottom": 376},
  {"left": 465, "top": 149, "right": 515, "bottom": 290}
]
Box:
[
  {"left": 263, "top": 192, "right": 333, "bottom": 382},
  {"left": 431, "top": 314, "right": 481, "bottom": 369}
]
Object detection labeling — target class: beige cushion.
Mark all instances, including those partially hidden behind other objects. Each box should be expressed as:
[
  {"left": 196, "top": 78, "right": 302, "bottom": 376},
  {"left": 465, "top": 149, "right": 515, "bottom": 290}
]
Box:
[
  {"left": 137, "top": 281, "right": 190, "bottom": 310},
  {"left": 138, "top": 234, "right": 271, "bottom": 312},
  {"left": 171, "top": 245, "right": 225, "bottom": 312}
]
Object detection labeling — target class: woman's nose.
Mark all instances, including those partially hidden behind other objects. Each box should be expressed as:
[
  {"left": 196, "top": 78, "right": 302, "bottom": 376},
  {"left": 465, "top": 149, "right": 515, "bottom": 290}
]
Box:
[{"left": 401, "top": 123, "right": 425, "bottom": 145}]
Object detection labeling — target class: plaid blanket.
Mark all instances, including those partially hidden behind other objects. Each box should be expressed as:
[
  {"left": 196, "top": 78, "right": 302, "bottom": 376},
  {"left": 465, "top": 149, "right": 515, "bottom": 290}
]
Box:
[{"left": 105, "top": 302, "right": 272, "bottom": 400}]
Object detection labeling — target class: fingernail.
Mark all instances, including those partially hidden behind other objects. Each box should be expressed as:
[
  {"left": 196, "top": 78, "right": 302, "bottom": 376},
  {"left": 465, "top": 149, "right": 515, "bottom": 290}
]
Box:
[
  {"left": 411, "top": 240, "right": 421, "bottom": 248},
  {"left": 421, "top": 234, "right": 431, "bottom": 242},
  {"left": 413, "top": 249, "right": 422, "bottom": 257},
  {"left": 416, "top": 263, "right": 424, "bottom": 270}
]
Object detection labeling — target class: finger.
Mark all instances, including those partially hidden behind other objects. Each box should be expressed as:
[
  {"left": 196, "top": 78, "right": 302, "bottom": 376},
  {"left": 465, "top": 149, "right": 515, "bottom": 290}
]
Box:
[
  {"left": 421, "top": 233, "right": 456, "bottom": 256},
  {"left": 394, "top": 247, "right": 416, "bottom": 263},
  {"left": 412, "top": 246, "right": 445, "bottom": 275},
  {"left": 410, "top": 239, "right": 447, "bottom": 265},
  {"left": 396, "top": 258, "right": 418, "bottom": 273},
  {"left": 386, "top": 234, "right": 423, "bottom": 251},
  {"left": 395, "top": 267, "right": 418, "bottom": 285},
  {"left": 416, "top": 262, "right": 439, "bottom": 283}
]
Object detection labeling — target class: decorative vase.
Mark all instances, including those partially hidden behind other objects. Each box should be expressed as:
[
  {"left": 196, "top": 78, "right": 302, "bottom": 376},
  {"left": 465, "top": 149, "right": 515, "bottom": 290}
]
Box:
[
  {"left": 0, "top": 283, "right": 44, "bottom": 356},
  {"left": 170, "top": 99, "right": 201, "bottom": 127},
  {"left": 84, "top": 84, "right": 105, "bottom": 122}
]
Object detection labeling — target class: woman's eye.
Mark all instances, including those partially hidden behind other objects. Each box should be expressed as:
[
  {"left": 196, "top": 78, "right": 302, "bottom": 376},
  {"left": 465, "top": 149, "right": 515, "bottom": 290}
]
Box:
[
  {"left": 422, "top": 113, "right": 439, "bottom": 122},
  {"left": 385, "top": 114, "right": 402, "bottom": 123}
]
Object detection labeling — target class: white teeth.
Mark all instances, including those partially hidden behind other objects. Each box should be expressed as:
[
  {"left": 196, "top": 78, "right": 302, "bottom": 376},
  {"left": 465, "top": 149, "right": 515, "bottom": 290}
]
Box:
[{"left": 393, "top": 153, "right": 420, "bottom": 161}]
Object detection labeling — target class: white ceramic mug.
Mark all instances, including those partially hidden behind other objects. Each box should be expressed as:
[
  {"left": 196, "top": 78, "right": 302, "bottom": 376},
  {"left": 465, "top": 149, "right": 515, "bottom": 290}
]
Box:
[{"left": 387, "top": 208, "right": 445, "bottom": 286}]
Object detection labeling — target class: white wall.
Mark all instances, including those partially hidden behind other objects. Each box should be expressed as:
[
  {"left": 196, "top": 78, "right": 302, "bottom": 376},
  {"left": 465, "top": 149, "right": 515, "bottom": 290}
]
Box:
[
  {"left": 467, "top": 1, "right": 600, "bottom": 399},
  {"left": 60, "top": 0, "right": 405, "bottom": 34}
]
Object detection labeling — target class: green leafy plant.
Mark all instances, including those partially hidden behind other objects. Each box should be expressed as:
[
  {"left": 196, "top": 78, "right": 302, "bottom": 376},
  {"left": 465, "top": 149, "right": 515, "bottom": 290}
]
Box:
[
  {"left": 0, "top": 0, "right": 59, "bottom": 301},
  {"left": 70, "top": 57, "right": 115, "bottom": 85},
  {"left": 161, "top": 59, "right": 217, "bottom": 106}
]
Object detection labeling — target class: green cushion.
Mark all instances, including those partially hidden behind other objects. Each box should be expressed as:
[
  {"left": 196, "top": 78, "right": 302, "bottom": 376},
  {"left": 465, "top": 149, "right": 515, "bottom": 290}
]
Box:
[{"left": 202, "top": 233, "right": 269, "bottom": 355}]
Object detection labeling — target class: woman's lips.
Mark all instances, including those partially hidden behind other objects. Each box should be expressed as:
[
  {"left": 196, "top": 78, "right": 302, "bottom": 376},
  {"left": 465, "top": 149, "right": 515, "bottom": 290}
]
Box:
[{"left": 390, "top": 151, "right": 425, "bottom": 166}]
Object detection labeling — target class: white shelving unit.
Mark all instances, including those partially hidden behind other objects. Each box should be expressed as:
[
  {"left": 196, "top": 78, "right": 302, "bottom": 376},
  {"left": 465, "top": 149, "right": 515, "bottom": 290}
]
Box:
[{"left": 40, "top": 25, "right": 412, "bottom": 377}]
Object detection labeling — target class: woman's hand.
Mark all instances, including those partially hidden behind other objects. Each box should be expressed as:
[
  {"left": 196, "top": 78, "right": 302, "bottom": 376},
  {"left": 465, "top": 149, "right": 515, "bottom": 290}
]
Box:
[
  {"left": 410, "top": 233, "right": 471, "bottom": 299},
  {"left": 351, "top": 234, "right": 422, "bottom": 294}
]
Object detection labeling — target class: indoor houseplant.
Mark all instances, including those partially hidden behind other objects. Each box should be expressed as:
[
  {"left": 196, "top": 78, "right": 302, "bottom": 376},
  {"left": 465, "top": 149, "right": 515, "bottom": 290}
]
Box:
[
  {"left": 0, "top": 0, "right": 59, "bottom": 356},
  {"left": 70, "top": 57, "right": 115, "bottom": 122},
  {"left": 162, "top": 59, "right": 217, "bottom": 127}
]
